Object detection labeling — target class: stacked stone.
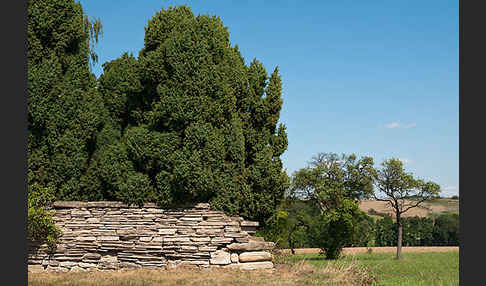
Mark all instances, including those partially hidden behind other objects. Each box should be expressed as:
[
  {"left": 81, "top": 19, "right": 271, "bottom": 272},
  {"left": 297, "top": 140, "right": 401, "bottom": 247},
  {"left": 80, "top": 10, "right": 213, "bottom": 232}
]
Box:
[
  {"left": 209, "top": 236, "right": 275, "bottom": 270},
  {"left": 28, "top": 201, "right": 275, "bottom": 272}
]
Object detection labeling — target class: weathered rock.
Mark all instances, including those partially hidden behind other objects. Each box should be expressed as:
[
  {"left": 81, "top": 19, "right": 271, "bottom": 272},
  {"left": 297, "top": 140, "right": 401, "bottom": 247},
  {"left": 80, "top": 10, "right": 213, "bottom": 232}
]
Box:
[
  {"left": 241, "top": 221, "right": 259, "bottom": 227},
  {"left": 227, "top": 241, "right": 275, "bottom": 251},
  {"left": 211, "top": 237, "right": 233, "bottom": 244},
  {"left": 78, "top": 262, "right": 97, "bottom": 268},
  {"left": 76, "top": 236, "right": 96, "bottom": 241},
  {"left": 239, "top": 251, "right": 272, "bottom": 262},
  {"left": 235, "top": 237, "right": 249, "bottom": 243},
  {"left": 119, "top": 262, "right": 141, "bottom": 269},
  {"left": 158, "top": 229, "right": 176, "bottom": 235},
  {"left": 28, "top": 201, "right": 276, "bottom": 272},
  {"left": 59, "top": 261, "right": 78, "bottom": 268},
  {"left": 195, "top": 203, "right": 210, "bottom": 209},
  {"left": 82, "top": 253, "right": 101, "bottom": 260},
  {"left": 98, "top": 236, "right": 119, "bottom": 241},
  {"left": 70, "top": 266, "right": 85, "bottom": 272},
  {"left": 209, "top": 250, "right": 231, "bottom": 265},
  {"left": 100, "top": 255, "right": 118, "bottom": 263},
  {"left": 163, "top": 237, "right": 190, "bottom": 243},
  {"left": 249, "top": 236, "right": 265, "bottom": 242},
  {"left": 198, "top": 246, "right": 217, "bottom": 252},
  {"left": 191, "top": 237, "right": 211, "bottom": 243},
  {"left": 196, "top": 228, "right": 224, "bottom": 235}
]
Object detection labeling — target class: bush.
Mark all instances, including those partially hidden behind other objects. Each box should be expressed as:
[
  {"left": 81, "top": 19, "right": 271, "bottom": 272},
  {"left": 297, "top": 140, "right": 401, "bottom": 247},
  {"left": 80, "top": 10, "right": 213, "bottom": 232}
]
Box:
[
  {"left": 309, "top": 202, "right": 361, "bottom": 259},
  {"left": 27, "top": 184, "right": 61, "bottom": 252}
]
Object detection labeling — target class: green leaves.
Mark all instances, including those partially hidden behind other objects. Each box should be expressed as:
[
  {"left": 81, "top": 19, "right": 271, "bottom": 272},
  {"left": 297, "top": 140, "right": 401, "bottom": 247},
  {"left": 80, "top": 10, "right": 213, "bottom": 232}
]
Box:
[
  {"left": 28, "top": 2, "right": 289, "bottom": 229},
  {"left": 289, "top": 153, "right": 377, "bottom": 259},
  {"left": 374, "top": 158, "right": 442, "bottom": 215}
]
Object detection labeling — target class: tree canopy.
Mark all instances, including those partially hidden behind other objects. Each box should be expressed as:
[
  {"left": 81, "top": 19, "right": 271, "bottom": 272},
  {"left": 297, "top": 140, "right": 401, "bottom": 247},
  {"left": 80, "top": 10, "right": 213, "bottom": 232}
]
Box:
[
  {"left": 289, "top": 153, "right": 376, "bottom": 259},
  {"left": 373, "top": 158, "right": 441, "bottom": 259},
  {"left": 28, "top": 2, "right": 289, "bottom": 226}
]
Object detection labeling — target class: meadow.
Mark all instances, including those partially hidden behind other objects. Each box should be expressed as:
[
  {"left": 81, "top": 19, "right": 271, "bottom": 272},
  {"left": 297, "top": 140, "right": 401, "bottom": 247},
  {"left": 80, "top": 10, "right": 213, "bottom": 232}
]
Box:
[
  {"left": 28, "top": 250, "right": 458, "bottom": 286},
  {"left": 279, "top": 251, "right": 459, "bottom": 286}
]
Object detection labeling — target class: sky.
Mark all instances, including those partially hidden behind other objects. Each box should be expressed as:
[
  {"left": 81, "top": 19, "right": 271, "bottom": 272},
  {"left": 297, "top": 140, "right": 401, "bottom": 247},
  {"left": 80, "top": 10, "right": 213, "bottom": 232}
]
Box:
[{"left": 80, "top": 0, "right": 459, "bottom": 197}]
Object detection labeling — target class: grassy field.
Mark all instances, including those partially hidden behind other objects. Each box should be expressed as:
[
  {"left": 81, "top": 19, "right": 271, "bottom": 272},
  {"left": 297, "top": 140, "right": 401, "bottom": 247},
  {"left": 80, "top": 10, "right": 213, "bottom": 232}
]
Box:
[
  {"left": 279, "top": 251, "right": 459, "bottom": 286},
  {"left": 29, "top": 251, "right": 458, "bottom": 286}
]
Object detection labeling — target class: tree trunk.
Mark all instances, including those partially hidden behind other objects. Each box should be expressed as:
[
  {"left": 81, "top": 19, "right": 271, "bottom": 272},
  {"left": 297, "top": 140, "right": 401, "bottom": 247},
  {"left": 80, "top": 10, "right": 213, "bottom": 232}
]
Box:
[
  {"left": 289, "top": 226, "right": 295, "bottom": 255},
  {"left": 396, "top": 214, "right": 403, "bottom": 260}
]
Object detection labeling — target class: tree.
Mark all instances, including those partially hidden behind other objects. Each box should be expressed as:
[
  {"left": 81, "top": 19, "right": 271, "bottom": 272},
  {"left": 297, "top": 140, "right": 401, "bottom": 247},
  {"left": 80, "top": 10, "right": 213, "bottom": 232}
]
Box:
[
  {"left": 256, "top": 198, "right": 317, "bottom": 253},
  {"left": 348, "top": 211, "right": 376, "bottom": 247},
  {"left": 92, "top": 6, "right": 289, "bottom": 224},
  {"left": 373, "top": 158, "right": 440, "bottom": 259},
  {"left": 375, "top": 215, "right": 395, "bottom": 246},
  {"left": 432, "top": 212, "right": 459, "bottom": 246},
  {"left": 291, "top": 153, "right": 376, "bottom": 259},
  {"left": 28, "top": 0, "right": 103, "bottom": 244}
]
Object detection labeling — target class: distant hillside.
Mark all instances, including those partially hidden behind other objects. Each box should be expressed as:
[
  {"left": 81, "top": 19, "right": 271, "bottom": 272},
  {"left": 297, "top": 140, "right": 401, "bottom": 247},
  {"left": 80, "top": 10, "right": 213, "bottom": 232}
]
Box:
[{"left": 359, "top": 198, "right": 459, "bottom": 219}]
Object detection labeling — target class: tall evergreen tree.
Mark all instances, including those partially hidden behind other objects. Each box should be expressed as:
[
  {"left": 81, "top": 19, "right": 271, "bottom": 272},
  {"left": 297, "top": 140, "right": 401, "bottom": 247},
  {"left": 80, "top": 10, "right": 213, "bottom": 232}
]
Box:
[
  {"left": 28, "top": 0, "right": 104, "bottom": 199},
  {"left": 94, "top": 6, "right": 289, "bottom": 224},
  {"left": 27, "top": 0, "right": 103, "bottom": 245}
]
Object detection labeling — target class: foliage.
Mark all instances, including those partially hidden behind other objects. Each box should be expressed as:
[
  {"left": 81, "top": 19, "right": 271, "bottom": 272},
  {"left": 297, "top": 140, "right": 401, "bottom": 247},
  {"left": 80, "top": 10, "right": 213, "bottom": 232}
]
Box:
[
  {"left": 257, "top": 198, "right": 318, "bottom": 251},
  {"left": 432, "top": 212, "right": 459, "bottom": 246},
  {"left": 373, "top": 158, "right": 440, "bottom": 259},
  {"left": 91, "top": 5, "right": 289, "bottom": 224},
  {"left": 28, "top": 0, "right": 104, "bottom": 246},
  {"left": 308, "top": 202, "right": 362, "bottom": 259},
  {"left": 28, "top": 2, "right": 288, "bottom": 229},
  {"left": 27, "top": 184, "right": 61, "bottom": 252},
  {"left": 348, "top": 210, "right": 376, "bottom": 247},
  {"left": 373, "top": 214, "right": 458, "bottom": 247},
  {"left": 373, "top": 159, "right": 441, "bottom": 216},
  {"left": 374, "top": 215, "right": 396, "bottom": 246},
  {"left": 289, "top": 153, "right": 376, "bottom": 259},
  {"left": 291, "top": 153, "right": 376, "bottom": 211}
]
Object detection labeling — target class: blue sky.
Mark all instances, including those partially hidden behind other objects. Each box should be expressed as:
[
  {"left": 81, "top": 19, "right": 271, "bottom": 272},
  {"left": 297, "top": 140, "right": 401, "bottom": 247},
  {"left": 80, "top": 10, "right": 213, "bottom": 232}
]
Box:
[{"left": 80, "top": 0, "right": 459, "bottom": 197}]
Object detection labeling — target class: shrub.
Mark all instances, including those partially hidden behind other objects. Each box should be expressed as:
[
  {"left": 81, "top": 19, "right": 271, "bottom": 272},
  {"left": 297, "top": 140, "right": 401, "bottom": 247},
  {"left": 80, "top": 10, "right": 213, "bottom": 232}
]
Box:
[{"left": 27, "top": 184, "right": 61, "bottom": 252}]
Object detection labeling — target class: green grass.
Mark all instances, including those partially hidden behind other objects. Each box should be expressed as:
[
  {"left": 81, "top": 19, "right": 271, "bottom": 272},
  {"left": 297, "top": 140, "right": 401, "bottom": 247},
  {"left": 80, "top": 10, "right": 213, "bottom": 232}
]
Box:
[{"left": 278, "top": 251, "right": 459, "bottom": 286}]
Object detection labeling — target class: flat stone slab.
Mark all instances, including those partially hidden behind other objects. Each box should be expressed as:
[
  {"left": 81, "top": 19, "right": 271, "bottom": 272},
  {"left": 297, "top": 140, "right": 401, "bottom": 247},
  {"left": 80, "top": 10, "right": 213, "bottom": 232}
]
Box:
[
  {"left": 227, "top": 241, "right": 275, "bottom": 251},
  {"left": 239, "top": 251, "right": 272, "bottom": 262},
  {"left": 209, "top": 250, "right": 231, "bottom": 265},
  {"left": 240, "top": 221, "right": 259, "bottom": 227}
]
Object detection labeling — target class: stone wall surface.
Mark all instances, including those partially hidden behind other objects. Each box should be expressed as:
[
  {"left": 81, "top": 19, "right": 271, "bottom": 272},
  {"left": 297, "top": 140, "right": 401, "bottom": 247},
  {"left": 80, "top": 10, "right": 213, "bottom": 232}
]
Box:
[{"left": 28, "top": 201, "right": 275, "bottom": 272}]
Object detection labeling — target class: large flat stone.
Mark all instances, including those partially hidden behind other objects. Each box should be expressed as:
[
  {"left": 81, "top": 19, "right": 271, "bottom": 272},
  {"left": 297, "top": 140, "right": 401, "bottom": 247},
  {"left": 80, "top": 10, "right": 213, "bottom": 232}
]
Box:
[
  {"left": 239, "top": 251, "right": 272, "bottom": 262},
  {"left": 209, "top": 250, "right": 231, "bottom": 265},
  {"left": 227, "top": 241, "right": 275, "bottom": 251}
]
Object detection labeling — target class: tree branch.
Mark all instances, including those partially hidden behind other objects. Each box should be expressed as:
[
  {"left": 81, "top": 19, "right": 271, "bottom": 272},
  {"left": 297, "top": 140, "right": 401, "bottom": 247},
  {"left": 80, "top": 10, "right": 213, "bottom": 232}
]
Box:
[{"left": 400, "top": 195, "right": 430, "bottom": 214}]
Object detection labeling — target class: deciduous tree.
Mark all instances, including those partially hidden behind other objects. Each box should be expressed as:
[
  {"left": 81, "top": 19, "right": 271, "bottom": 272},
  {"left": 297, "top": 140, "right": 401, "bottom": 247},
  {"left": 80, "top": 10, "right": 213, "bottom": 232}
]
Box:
[
  {"left": 373, "top": 158, "right": 440, "bottom": 259},
  {"left": 291, "top": 153, "right": 376, "bottom": 259}
]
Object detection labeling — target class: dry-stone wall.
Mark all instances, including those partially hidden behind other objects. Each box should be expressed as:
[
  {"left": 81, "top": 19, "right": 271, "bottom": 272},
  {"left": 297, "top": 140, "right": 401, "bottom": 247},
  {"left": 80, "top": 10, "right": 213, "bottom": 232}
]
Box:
[{"left": 28, "top": 202, "right": 275, "bottom": 273}]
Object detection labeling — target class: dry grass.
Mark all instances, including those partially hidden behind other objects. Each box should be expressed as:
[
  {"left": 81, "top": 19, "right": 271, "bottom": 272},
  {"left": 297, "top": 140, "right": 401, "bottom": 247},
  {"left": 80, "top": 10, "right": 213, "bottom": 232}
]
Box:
[{"left": 29, "top": 261, "right": 376, "bottom": 286}]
